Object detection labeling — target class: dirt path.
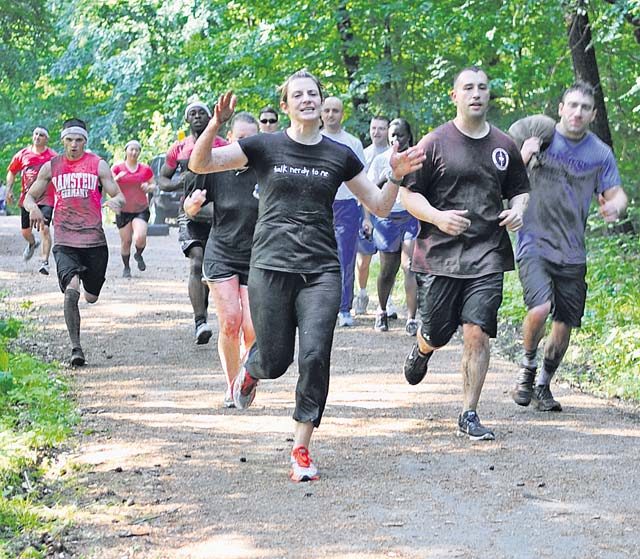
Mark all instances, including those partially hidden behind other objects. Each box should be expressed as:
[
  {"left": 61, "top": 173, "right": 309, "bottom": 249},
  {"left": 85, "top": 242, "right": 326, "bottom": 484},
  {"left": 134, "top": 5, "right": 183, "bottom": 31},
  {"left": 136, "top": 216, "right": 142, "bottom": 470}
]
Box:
[{"left": 1, "top": 215, "right": 638, "bottom": 559}]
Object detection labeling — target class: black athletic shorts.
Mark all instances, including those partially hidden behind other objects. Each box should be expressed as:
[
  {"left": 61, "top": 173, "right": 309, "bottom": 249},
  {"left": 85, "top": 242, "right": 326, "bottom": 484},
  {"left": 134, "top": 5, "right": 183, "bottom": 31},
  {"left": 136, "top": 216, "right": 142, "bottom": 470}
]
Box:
[
  {"left": 203, "top": 259, "right": 250, "bottom": 286},
  {"left": 178, "top": 216, "right": 211, "bottom": 256},
  {"left": 21, "top": 205, "right": 53, "bottom": 229},
  {"left": 53, "top": 244, "right": 109, "bottom": 297},
  {"left": 115, "top": 209, "right": 150, "bottom": 229},
  {"left": 517, "top": 257, "right": 587, "bottom": 328},
  {"left": 416, "top": 272, "right": 504, "bottom": 347}
]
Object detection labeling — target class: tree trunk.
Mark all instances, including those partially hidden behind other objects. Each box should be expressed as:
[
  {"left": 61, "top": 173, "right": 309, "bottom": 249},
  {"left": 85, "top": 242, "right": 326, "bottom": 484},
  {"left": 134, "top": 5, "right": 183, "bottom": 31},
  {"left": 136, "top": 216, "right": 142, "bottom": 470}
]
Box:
[
  {"left": 566, "top": 0, "right": 614, "bottom": 148},
  {"left": 337, "top": 3, "right": 368, "bottom": 131}
]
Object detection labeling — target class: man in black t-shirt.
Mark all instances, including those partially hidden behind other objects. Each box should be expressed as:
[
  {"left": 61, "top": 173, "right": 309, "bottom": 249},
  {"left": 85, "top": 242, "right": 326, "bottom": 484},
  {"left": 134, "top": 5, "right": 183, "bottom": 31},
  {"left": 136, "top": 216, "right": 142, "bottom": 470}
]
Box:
[{"left": 400, "top": 66, "right": 530, "bottom": 441}]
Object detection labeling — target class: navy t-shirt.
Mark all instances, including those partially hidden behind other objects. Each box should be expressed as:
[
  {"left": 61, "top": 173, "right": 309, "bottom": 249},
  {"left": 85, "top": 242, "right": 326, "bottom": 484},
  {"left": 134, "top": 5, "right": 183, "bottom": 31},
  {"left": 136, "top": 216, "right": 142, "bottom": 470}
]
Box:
[{"left": 238, "top": 131, "right": 363, "bottom": 273}]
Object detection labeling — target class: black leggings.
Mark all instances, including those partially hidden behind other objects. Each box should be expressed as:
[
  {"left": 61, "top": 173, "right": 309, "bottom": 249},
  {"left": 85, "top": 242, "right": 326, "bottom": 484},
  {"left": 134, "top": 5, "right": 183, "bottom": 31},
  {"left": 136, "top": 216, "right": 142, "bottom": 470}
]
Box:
[{"left": 246, "top": 268, "right": 341, "bottom": 427}]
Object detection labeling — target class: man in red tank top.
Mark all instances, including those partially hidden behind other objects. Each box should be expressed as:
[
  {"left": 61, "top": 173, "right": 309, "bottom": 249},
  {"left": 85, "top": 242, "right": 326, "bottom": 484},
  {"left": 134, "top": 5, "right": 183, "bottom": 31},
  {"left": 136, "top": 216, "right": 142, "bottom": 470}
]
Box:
[
  {"left": 6, "top": 126, "right": 57, "bottom": 274},
  {"left": 157, "top": 101, "right": 228, "bottom": 344},
  {"left": 23, "top": 119, "right": 125, "bottom": 367}
]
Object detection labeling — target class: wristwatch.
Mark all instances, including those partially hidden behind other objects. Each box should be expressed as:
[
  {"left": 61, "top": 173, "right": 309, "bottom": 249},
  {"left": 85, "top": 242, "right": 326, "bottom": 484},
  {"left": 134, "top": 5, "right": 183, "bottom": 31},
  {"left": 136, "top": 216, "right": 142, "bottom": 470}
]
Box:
[{"left": 387, "top": 171, "right": 403, "bottom": 185}]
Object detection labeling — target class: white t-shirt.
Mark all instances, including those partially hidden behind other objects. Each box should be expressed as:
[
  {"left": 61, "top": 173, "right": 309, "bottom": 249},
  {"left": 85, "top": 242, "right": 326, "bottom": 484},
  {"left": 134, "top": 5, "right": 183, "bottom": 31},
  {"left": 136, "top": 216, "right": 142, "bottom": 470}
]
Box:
[{"left": 321, "top": 129, "right": 365, "bottom": 201}]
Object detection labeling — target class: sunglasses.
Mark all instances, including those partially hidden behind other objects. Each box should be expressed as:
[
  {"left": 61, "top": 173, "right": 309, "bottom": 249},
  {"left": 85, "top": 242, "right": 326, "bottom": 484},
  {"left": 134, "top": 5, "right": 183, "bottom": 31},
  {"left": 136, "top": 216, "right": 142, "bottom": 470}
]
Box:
[{"left": 260, "top": 118, "right": 278, "bottom": 124}]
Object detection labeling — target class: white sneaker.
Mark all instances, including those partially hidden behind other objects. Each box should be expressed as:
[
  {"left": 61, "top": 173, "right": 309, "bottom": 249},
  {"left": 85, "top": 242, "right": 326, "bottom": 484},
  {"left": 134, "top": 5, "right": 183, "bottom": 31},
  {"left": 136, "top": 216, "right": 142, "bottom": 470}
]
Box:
[
  {"left": 223, "top": 387, "right": 235, "bottom": 408},
  {"left": 23, "top": 240, "right": 40, "bottom": 261},
  {"left": 405, "top": 319, "right": 419, "bottom": 337},
  {"left": 195, "top": 322, "right": 213, "bottom": 344},
  {"left": 354, "top": 291, "right": 369, "bottom": 315},
  {"left": 290, "top": 446, "right": 319, "bottom": 482},
  {"left": 38, "top": 260, "right": 49, "bottom": 275},
  {"left": 337, "top": 311, "right": 354, "bottom": 327}
]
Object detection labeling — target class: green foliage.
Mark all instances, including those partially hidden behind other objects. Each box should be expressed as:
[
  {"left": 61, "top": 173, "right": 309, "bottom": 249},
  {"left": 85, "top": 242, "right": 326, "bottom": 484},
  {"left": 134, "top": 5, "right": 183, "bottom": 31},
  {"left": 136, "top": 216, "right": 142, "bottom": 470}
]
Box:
[
  {"left": 500, "top": 228, "right": 640, "bottom": 401},
  {"left": 0, "top": 311, "right": 77, "bottom": 558}
]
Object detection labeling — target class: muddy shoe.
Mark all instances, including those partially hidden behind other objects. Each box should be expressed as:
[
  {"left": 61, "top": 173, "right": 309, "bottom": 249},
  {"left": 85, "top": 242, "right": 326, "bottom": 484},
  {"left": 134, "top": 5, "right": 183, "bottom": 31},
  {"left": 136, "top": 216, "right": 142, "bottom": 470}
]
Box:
[
  {"left": 133, "top": 252, "right": 146, "bottom": 271},
  {"left": 532, "top": 384, "right": 562, "bottom": 412},
  {"left": 403, "top": 343, "right": 432, "bottom": 385},
  {"left": 511, "top": 366, "right": 536, "bottom": 406},
  {"left": 70, "top": 347, "right": 86, "bottom": 367},
  {"left": 457, "top": 410, "right": 495, "bottom": 441}
]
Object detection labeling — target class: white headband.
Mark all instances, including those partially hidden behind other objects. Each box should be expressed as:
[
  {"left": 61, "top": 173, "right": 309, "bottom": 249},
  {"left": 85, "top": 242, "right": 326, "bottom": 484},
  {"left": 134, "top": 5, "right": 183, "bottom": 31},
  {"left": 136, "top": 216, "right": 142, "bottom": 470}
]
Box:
[
  {"left": 125, "top": 140, "right": 141, "bottom": 150},
  {"left": 33, "top": 127, "right": 49, "bottom": 139},
  {"left": 61, "top": 126, "right": 88, "bottom": 141},
  {"left": 184, "top": 101, "right": 212, "bottom": 119}
]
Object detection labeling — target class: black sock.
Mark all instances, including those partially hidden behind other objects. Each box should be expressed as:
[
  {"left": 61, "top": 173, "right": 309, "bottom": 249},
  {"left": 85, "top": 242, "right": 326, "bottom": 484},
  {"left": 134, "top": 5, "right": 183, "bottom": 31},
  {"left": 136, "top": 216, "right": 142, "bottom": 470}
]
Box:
[
  {"left": 64, "top": 288, "right": 81, "bottom": 349},
  {"left": 122, "top": 253, "right": 130, "bottom": 268}
]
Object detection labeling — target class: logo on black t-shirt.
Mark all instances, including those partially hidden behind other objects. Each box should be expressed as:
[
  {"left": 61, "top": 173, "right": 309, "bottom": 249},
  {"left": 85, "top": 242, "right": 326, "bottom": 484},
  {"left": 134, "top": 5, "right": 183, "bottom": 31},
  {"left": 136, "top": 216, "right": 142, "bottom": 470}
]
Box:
[{"left": 492, "top": 148, "right": 509, "bottom": 171}]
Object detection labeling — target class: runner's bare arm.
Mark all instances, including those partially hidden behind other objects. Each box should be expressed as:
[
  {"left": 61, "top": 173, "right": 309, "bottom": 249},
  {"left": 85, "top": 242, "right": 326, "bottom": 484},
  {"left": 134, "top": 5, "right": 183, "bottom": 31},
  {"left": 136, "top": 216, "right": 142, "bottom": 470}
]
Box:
[
  {"left": 499, "top": 192, "right": 529, "bottom": 232},
  {"left": 346, "top": 143, "right": 425, "bottom": 217},
  {"left": 399, "top": 187, "right": 471, "bottom": 236},
  {"left": 98, "top": 160, "right": 126, "bottom": 211},
  {"left": 5, "top": 170, "right": 16, "bottom": 205},
  {"left": 189, "top": 91, "right": 248, "bottom": 174},
  {"left": 598, "top": 186, "right": 628, "bottom": 223},
  {"left": 183, "top": 189, "right": 207, "bottom": 217},
  {"left": 23, "top": 162, "right": 52, "bottom": 230}
]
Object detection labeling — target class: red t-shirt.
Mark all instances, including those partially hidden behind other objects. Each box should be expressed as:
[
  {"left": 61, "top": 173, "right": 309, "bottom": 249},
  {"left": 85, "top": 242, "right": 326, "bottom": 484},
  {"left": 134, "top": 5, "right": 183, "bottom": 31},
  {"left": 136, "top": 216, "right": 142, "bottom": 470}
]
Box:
[
  {"left": 7, "top": 146, "right": 57, "bottom": 206},
  {"left": 51, "top": 152, "right": 106, "bottom": 248},
  {"left": 111, "top": 162, "right": 154, "bottom": 213},
  {"left": 164, "top": 135, "right": 227, "bottom": 169}
]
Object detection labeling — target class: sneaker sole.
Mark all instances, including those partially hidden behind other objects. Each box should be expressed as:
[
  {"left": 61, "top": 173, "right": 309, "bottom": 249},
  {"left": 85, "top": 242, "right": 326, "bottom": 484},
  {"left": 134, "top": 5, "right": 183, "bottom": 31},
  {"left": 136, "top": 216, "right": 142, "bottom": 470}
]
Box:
[
  {"left": 134, "top": 254, "right": 146, "bottom": 271},
  {"left": 196, "top": 329, "right": 213, "bottom": 345},
  {"left": 533, "top": 400, "right": 563, "bottom": 412},
  {"left": 39, "top": 268, "right": 49, "bottom": 276},
  {"left": 457, "top": 430, "right": 495, "bottom": 441},
  {"left": 511, "top": 390, "right": 532, "bottom": 407},
  {"left": 70, "top": 356, "right": 86, "bottom": 367},
  {"left": 289, "top": 470, "right": 320, "bottom": 482}
]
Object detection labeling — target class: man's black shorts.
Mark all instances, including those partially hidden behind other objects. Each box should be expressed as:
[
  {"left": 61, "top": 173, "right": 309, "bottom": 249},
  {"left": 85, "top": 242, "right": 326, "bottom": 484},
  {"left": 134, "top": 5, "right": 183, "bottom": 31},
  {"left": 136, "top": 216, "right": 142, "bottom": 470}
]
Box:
[
  {"left": 517, "top": 257, "right": 587, "bottom": 327},
  {"left": 53, "top": 244, "right": 109, "bottom": 297},
  {"left": 115, "top": 209, "right": 150, "bottom": 229},
  {"left": 416, "top": 272, "right": 504, "bottom": 347},
  {"left": 178, "top": 215, "right": 211, "bottom": 256},
  {"left": 21, "top": 205, "right": 53, "bottom": 229}
]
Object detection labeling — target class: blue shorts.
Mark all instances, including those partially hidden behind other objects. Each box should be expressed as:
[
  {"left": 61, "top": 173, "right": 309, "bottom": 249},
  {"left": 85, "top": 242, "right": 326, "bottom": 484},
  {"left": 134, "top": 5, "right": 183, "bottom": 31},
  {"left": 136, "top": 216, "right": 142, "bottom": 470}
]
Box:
[{"left": 371, "top": 211, "right": 418, "bottom": 253}]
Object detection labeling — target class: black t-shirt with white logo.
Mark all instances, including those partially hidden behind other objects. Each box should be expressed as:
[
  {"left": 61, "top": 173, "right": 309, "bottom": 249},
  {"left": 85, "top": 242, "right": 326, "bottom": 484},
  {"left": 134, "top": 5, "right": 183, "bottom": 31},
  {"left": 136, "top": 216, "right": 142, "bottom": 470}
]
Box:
[
  {"left": 238, "top": 132, "right": 363, "bottom": 273},
  {"left": 406, "top": 121, "right": 530, "bottom": 277}
]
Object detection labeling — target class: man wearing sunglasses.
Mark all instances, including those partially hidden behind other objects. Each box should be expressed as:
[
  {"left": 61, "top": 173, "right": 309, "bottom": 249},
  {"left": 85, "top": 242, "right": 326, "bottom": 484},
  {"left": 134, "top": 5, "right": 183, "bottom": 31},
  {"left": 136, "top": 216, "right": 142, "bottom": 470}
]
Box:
[{"left": 258, "top": 107, "right": 280, "bottom": 133}]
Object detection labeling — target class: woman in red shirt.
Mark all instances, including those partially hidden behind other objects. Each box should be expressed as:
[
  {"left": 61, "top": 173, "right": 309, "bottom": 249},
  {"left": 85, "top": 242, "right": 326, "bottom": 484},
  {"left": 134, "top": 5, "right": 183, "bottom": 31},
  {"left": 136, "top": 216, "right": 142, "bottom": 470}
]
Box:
[{"left": 111, "top": 140, "right": 155, "bottom": 277}]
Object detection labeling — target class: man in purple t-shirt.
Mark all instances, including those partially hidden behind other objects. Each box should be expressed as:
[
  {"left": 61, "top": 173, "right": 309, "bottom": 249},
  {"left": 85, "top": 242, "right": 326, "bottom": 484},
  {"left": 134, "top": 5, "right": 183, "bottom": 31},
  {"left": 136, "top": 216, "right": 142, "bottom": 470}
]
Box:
[
  {"left": 400, "top": 66, "right": 530, "bottom": 441},
  {"left": 511, "top": 82, "right": 628, "bottom": 412}
]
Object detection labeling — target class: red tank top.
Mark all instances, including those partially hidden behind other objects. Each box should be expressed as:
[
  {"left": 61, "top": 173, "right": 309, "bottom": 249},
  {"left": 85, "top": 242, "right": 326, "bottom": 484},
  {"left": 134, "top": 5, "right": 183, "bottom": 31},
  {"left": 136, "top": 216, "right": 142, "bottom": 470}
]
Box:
[{"left": 51, "top": 152, "right": 106, "bottom": 248}]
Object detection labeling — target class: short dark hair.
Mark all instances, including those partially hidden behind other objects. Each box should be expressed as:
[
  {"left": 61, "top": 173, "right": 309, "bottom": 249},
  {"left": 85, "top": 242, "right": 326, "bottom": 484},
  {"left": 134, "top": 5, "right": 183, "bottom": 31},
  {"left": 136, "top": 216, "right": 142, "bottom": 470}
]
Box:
[
  {"left": 453, "top": 66, "right": 488, "bottom": 87},
  {"left": 62, "top": 118, "right": 87, "bottom": 131},
  {"left": 231, "top": 111, "right": 259, "bottom": 128},
  {"left": 389, "top": 117, "right": 414, "bottom": 146},
  {"left": 259, "top": 107, "right": 278, "bottom": 120},
  {"left": 562, "top": 81, "right": 595, "bottom": 103},
  {"left": 370, "top": 115, "right": 390, "bottom": 125},
  {"left": 278, "top": 69, "right": 324, "bottom": 104}
]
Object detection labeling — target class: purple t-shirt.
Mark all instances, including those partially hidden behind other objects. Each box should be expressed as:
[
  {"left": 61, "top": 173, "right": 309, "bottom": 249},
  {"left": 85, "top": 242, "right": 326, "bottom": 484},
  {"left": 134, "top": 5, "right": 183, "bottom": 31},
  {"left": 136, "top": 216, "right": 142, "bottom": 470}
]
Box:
[{"left": 516, "top": 130, "right": 621, "bottom": 265}]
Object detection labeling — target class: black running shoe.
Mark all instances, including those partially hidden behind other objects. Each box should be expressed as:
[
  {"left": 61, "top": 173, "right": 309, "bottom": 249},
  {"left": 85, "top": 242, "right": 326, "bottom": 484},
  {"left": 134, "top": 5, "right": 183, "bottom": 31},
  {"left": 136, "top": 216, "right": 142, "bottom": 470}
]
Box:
[
  {"left": 70, "top": 347, "right": 86, "bottom": 367},
  {"left": 457, "top": 410, "right": 495, "bottom": 441},
  {"left": 403, "top": 343, "right": 432, "bottom": 385},
  {"left": 532, "top": 384, "right": 562, "bottom": 412},
  {"left": 134, "top": 252, "right": 146, "bottom": 271},
  {"left": 511, "top": 366, "right": 536, "bottom": 406}
]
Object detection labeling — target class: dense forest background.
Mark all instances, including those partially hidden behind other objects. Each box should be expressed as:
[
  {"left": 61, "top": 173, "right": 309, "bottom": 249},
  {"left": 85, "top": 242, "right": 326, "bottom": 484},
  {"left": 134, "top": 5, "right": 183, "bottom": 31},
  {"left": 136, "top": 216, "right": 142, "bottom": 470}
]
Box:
[{"left": 2, "top": 0, "right": 639, "bottom": 203}]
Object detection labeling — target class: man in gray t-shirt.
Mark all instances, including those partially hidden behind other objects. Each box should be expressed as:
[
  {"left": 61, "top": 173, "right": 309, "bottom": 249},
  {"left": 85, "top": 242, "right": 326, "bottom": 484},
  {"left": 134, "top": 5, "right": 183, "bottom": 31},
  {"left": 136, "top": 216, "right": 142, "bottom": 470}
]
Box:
[{"left": 511, "top": 81, "right": 628, "bottom": 412}]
